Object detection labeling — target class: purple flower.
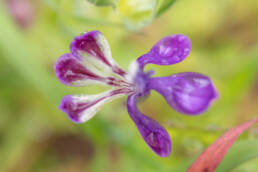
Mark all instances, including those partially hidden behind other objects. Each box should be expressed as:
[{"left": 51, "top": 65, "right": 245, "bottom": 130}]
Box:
[{"left": 54, "top": 31, "right": 218, "bottom": 157}]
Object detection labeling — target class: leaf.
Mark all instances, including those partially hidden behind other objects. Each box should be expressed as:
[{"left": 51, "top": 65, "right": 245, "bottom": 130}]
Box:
[
  {"left": 87, "top": 0, "right": 118, "bottom": 7},
  {"left": 216, "top": 139, "right": 258, "bottom": 172},
  {"left": 0, "top": 3, "right": 65, "bottom": 104},
  {"left": 155, "top": 0, "right": 177, "bottom": 17},
  {"left": 171, "top": 139, "right": 258, "bottom": 172},
  {"left": 187, "top": 118, "right": 258, "bottom": 172}
]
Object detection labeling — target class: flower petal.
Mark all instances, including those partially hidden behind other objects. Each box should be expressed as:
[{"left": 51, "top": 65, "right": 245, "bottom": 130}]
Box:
[
  {"left": 127, "top": 94, "right": 171, "bottom": 157},
  {"left": 137, "top": 34, "right": 191, "bottom": 68},
  {"left": 149, "top": 72, "right": 218, "bottom": 115},
  {"left": 70, "top": 30, "right": 127, "bottom": 77},
  {"left": 55, "top": 53, "right": 129, "bottom": 87},
  {"left": 60, "top": 88, "right": 131, "bottom": 123}
]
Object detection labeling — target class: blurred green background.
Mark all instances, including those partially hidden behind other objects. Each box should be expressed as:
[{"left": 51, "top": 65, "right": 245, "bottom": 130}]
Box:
[{"left": 0, "top": 0, "right": 258, "bottom": 171}]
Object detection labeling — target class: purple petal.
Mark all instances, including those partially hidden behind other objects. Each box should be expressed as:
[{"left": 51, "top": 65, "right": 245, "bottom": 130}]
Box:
[
  {"left": 137, "top": 34, "right": 191, "bottom": 68},
  {"left": 60, "top": 88, "right": 131, "bottom": 123},
  {"left": 70, "top": 31, "right": 126, "bottom": 77},
  {"left": 127, "top": 94, "right": 171, "bottom": 157},
  {"left": 148, "top": 72, "right": 218, "bottom": 115},
  {"left": 54, "top": 53, "right": 129, "bottom": 87}
]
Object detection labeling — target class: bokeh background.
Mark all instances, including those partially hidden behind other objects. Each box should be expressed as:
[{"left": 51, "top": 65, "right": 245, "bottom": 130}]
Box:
[{"left": 0, "top": 0, "right": 258, "bottom": 171}]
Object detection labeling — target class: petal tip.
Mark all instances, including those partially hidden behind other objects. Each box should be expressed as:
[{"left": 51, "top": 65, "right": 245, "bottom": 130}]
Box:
[
  {"left": 54, "top": 54, "right": 73, "bottom": 86},
  {"left": 144, "top": 130, "right": 172, "bottom": 157},
  {"left": 149, "top": 72, "right": 218, "bottom": 116},
  {"left": 70, "top": 30, "right": 104, "bottom": 59},
  {"left": 127, "top": 94, "right": 172, "bottom": 157},
  {"left": 137, "top": 34, "right": 191, "bottom": 68},
  {"left": 188, "top": 79, "right": 218, "bottom": 115},
  {"left": 59, "top": 95, "right": 83, "bottom": 123},
  {"left": 54, "top": 53, "right": 103, "bottom": 87}
]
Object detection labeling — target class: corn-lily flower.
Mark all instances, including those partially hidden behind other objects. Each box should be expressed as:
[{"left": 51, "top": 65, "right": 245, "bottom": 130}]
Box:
[{"left": 54, "top": 31, "right": 218, "bottom": 157}]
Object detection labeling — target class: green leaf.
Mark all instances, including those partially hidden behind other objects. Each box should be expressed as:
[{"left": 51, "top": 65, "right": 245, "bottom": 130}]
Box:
[
  {"left": 187, "top": 119, "right": 258, "bottom": 172},
  {"left": 171, "top": 139, "right": 258, "bottom": 172},
  {"left": 0, "top": 3, "right": 65, "bottom": 104},
  {"left": 155, "top": 0, "right": 177, "bottom": 17},
  {"left": 87, "top": 0, "right": 118, "bottom": 7},
  {"left": 216, "top": 139, "right": 258, "bottom": 172}
]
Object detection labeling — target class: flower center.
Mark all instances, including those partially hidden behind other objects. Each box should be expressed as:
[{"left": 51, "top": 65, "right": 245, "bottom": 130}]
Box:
[
  {"left": 132, "top": 69, "right": 153, "bottom": 96},
  {"left": 126, "top": 60, "right": 153, "bottom": 96}
]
